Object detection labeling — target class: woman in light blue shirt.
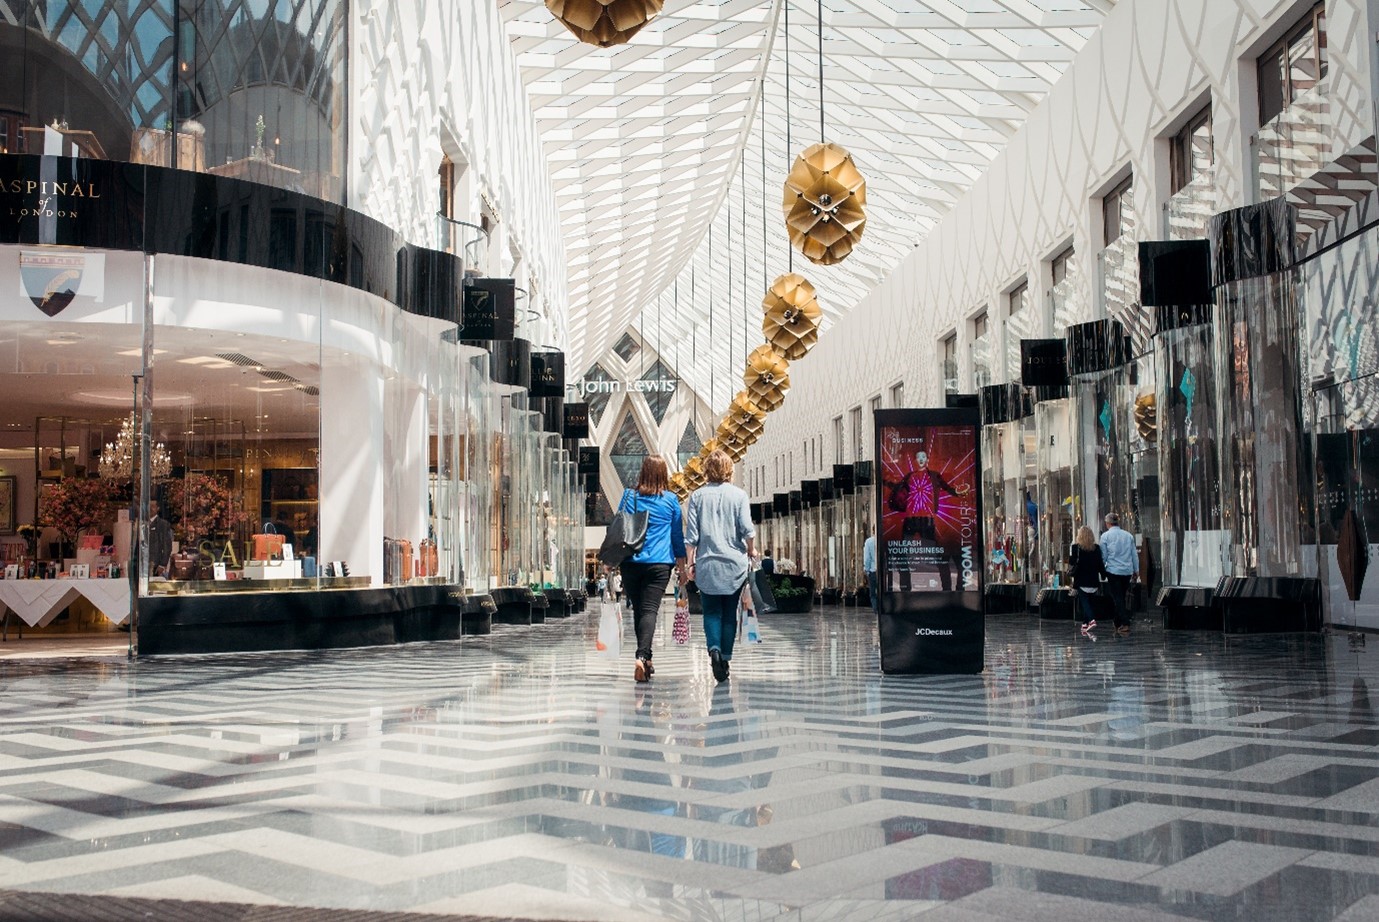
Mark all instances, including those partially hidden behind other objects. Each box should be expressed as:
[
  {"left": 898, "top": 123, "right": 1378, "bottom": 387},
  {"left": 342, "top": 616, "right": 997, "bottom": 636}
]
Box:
[{"left": 685, "top": 449, "right": 756, "bottom": 683}]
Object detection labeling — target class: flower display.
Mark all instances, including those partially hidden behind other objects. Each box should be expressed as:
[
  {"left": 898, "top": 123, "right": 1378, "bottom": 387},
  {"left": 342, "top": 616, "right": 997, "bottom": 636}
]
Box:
[
  {"left": 39, "top": 478, "right": 114, "bottom": 543},
  {"left": 164, "top": 474, "right": 248, "bottom": 543}
]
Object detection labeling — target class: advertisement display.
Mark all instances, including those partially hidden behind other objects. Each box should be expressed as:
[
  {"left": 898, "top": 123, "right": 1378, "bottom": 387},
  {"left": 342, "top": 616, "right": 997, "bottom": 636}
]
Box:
[{"left": 874, "top": 407, "right": 984, "bottom": 674}]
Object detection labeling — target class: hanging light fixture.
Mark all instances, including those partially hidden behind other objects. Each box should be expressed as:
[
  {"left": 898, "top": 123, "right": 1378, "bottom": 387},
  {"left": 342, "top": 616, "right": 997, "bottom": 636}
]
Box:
[
  {"left": 727, "top": 391, "right": 767, "bottom": 438},
  {"left": 99, "top": 413, "right": 171, "bottom": 482},
  {"left": 781, "top": 0, "right": 867, "bottom": 266},
  {"left": 762, "top": 273, "right": 822, "bottom": 360},
  {"left": 744, "top": 345, "right": 790, "bottom": 411},
  {"left": 545, "top": 0, "right": 663, "bottom": 47}
]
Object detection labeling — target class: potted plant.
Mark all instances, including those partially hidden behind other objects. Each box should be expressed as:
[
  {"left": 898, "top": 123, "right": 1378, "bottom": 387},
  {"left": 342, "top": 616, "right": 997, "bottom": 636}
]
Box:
[
  {"left": 767, "top": 574, "right": 816, "bottom": 614},
  {"left": 164, "top": 474, "right": 247, "bottom": 551},
  {"left": 39, "top": 478, "right": 113, "bottom": 555}
]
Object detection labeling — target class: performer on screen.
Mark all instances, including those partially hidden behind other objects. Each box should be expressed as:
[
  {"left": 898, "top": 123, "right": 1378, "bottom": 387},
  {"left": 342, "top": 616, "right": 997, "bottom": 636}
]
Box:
[{"left": 883, "top": 450, "right": 971, "bottom": 592}]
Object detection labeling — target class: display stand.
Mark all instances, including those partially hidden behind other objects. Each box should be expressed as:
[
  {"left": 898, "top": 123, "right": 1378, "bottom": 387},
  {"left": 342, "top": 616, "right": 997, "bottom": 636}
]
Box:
[{"left": 874, "top": 407, "right": 984, "bottom": 674}]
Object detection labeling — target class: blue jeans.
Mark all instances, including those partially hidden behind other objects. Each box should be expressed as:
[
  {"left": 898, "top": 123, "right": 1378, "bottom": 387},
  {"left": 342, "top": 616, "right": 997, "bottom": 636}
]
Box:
[
  {"left": 701, "top": 592, "right": 739, "bottom": 661},
  {"left": 866, "top": 572, "right": 878, "bottom": 613}
]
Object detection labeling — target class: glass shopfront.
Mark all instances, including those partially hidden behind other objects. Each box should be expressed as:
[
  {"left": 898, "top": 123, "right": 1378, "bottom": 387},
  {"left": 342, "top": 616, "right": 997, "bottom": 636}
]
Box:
[{"left": 1, "top": 0, "right": 349, "bottom": 203}]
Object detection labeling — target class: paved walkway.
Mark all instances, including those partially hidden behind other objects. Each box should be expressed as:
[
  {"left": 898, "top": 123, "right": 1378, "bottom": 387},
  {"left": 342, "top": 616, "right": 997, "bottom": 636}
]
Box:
[{"left": 0, "top": 605, "right": 1377, "bottom": 920}]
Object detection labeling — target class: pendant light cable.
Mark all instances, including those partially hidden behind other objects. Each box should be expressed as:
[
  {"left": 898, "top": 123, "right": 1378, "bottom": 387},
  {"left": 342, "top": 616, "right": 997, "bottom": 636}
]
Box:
[
  {"left": 817, "top": 0, "right": 825, "bottom": 143},
  {"left": 785, "top": 0, "right": 793, "bottom": 273}
]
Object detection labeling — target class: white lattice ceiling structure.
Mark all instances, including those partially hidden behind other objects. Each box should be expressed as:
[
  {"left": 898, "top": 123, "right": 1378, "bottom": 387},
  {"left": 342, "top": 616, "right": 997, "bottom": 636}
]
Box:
[{"left": 500, "top": 0, "right": 1118, "bottom": 408}]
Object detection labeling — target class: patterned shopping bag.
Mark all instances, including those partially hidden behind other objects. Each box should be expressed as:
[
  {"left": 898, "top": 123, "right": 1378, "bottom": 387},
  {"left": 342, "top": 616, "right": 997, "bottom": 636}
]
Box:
[{"left": 672, "top": 585, "right": 690, "bottom": 645}]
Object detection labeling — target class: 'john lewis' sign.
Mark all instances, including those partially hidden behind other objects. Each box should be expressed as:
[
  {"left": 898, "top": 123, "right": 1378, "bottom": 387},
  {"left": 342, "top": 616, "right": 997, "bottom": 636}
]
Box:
[{"left": 574, "top": 375, "right": 678, "bottom": 397}]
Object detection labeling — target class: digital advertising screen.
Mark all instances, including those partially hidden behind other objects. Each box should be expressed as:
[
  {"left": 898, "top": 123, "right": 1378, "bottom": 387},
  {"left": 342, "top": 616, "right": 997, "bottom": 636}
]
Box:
[{"left": 873, "top": 407, "right": 984, "bottom": 674}]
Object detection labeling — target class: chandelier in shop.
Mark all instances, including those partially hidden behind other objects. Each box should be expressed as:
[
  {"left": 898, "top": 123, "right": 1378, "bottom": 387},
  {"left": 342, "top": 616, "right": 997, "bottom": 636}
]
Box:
[
  {"left": 545, "top": 0, "right": 664, "bottom": 46},
  {"left": 98, "top": 413, "right": 172, "bottom": 482},
  {"left": 762, "top": 273, "right": 822, "bottom": 360},
  {"left": 744, "top": 345, "right": 791, "bottom": 411},
  {"left": 783, "top": 143, "right": 868, "bottom": 266}
]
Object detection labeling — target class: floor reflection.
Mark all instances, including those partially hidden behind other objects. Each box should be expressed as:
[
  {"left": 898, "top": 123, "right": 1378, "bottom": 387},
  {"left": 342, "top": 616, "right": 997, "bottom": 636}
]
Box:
[{"left": 0, "top": 607, "right": 1375, "bottom": 920}]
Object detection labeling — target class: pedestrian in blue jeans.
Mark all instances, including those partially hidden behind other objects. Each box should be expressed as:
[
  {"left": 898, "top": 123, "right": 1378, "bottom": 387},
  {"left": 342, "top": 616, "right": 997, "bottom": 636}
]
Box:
[{"left": 685, "top": 448, "right": 756, "bottom": 684}]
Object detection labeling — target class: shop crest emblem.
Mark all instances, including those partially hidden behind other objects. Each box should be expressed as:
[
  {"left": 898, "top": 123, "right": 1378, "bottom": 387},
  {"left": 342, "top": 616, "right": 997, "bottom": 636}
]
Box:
[{"left": 20, "top": 253, "right": 85, "bottom": 317}]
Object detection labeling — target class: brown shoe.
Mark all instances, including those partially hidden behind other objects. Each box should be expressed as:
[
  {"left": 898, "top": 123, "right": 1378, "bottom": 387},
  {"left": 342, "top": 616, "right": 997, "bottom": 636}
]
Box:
[
  {"left": 634, "top": 659, "right": 649, "bottom": 682},
  {"left": 1116, "top": 625, "right": 1131, "bottom": 636}
]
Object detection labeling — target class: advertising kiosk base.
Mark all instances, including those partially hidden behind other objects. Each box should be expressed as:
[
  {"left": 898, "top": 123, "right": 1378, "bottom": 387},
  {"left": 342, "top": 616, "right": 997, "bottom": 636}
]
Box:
[
  {"left": 984, "top": 583, "right": 1027, "bottom": 614},
  {"left": 878, "top": 598, "right": 985, "bottom": 675}
]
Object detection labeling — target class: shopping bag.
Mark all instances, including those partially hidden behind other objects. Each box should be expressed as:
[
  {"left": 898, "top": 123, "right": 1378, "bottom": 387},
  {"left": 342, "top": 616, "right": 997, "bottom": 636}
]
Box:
[
  {"left": 595, "top": 601, "right": 623, "bottom": 659},
  {"left": 737, "top": 582, "right": 763, "bottom": 645},
  {"left": 672, "top": 586, "right": 690, "bottom": 645}
]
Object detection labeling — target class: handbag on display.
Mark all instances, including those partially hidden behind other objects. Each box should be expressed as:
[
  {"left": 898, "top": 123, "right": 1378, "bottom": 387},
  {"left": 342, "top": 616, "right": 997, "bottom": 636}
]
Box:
[
  {"left": 252, "top": 522, "right": 285, "bottom": 561},
  {"left": 597, "top": 490, "right": 649, "bottom": 567},
  {"left": 672, "top": 585, "right": 690, "bottom": 645},
  {"left": 169, "top": 552, "right": 198, "bottom": 581}
]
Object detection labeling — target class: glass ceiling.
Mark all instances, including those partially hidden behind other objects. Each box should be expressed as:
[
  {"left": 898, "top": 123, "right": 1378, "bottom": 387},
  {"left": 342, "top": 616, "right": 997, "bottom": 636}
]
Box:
[{"left": 500, "top": 0, "right": 1118, "bottom": 406}]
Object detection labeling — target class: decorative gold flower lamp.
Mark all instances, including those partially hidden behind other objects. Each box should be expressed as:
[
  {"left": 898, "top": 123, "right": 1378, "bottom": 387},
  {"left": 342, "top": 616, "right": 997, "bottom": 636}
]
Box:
[
  {"left": 782, "top": 142, "right": 867, "bottom": 265},
  {"left": 762, "top": 273, "right": 823, "bottom": 360},
  {"left": 545, "top": 0, "right": 664, "bottom": 47},
  {"left": 743, "top": 344, "right": 791, "bottom": 411}
]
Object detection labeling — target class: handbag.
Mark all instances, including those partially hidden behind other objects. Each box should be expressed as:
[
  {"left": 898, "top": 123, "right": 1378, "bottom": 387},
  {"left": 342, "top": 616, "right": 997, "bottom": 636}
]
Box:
[
  {"left": 252, "top": 522, "right": 285, "bottom": 561},
  {"left": 672, "top": 585, "right": 690, "bottom": 645},
  {"left": 598, "top": 490, "right": 649, "bottom": 567},
  {"left": 595, "top": 600, "right": 623, "bottom": 659},
  {"left": 169, "top": 552, "right": 198, "bottom": 580},
  {"left": 737, "top": 582, "right": 762, "bottom": 645}
]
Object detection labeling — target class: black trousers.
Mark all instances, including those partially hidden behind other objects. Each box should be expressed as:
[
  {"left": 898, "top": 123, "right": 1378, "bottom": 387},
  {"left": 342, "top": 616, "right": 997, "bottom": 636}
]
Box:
[
  {"left": 620, "top": 561, "right": 672, "bottom": 661},
  {"left": 1105, "top": 573, "right": 1132, "bottom": 628}
]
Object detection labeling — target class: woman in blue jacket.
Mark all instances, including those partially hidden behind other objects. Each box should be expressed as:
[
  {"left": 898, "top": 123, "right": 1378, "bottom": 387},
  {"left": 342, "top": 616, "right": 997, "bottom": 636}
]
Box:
[{"left": 618, "top": 456, "right": 687, "bottom": 683}]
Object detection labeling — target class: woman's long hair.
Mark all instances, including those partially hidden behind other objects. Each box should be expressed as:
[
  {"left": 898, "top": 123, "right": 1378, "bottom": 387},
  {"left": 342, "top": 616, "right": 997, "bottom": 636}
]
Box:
[
  {"left": 636, "top": 455, "right": 670, "bottom": 495},
  {"left": 1076, "top": 525, "right": 1097, "bottom": 552}
]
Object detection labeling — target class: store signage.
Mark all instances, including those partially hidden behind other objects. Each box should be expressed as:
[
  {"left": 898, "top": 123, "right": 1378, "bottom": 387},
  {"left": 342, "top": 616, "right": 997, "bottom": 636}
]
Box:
[
  {"left": 463, "top": 277, "right": 516, "bottom": 341},
  {"left": 577, "top": 446, "right": 600, "bottom": 476},
  {"left": 854, "top": 460, "right": 873, "bottom": 486},
  {"left": 1021, "top": 338, "right": 1068, "bottom": 388},
  {"left": 563, "top": 403, "right": 590, "bottom": 439},
  {"left": 530, "top": 350, "right": 565, "bottom": 398},
  {"left": 773, "top": 492, "right": 789, "bottom": 515},
  {"left": 1139, "top": 239, "right": 1211, "bottom": 307},
  {"left": 873, "top": 407, "right": 984, "bottom": 675},
  {"left": 18, "top": 250, "right": 104, "bottom": 316},
  {"left": 833, "top": 464, "right": 855, "bottom": 493},
  {"left": 801, "top": 480, "right": 820, "bottom": 507},
  {"left": 575, "top": 374, "right": 678, "bottom": 396}
]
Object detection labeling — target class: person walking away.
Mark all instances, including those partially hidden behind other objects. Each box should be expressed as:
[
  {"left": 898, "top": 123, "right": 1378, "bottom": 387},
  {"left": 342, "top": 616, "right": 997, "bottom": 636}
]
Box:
[
  {"left": 684, "top": 449, "right": 755, "bottom": 684},
  {"left": 760, "top": 551, "right": 775, "bottom": 575},
  {"left": 863, "top": 533, "right": 878, "bottom": 613},
  {"left": 618, "top": 456, "right": 687, "bottom": 683},
  {"left": 596, "top": 573, "right": 607, "bottom": 600},
  {"left": 610, "top": 570, "right": 623, "bottom": 603},
  {"left": 1099, "top": 512, "right": 1138, "bottom": 635},
  {"left": 1069, "top": 526, "right": 1106, "bottom": 636}
]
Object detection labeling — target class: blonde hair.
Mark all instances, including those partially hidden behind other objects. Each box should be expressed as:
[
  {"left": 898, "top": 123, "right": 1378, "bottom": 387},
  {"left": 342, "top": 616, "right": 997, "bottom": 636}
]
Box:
[
  {"left": 704, "top": 448, "right": 734, "bottom": 484},
  {"left": 1076, "top": 526, "right": 1097, "bottom": 552}
]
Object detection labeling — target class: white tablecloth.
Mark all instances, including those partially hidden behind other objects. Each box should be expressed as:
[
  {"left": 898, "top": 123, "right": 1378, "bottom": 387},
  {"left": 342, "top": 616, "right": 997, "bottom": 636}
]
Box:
[{"left": 0, "top": 579, "right": 132, "bottom": 627}]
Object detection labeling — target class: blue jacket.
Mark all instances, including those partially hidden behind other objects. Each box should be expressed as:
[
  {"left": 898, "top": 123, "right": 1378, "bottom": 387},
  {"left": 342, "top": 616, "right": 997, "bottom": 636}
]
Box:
[{"left": 617, "top": 489, "right": 686, "bottom": 565}]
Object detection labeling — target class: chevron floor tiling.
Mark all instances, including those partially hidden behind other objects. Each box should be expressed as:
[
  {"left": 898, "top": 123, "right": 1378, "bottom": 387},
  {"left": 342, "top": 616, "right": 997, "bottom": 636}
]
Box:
[{"left": 2, "top": 606, "right": 1379, "bottom": 920}]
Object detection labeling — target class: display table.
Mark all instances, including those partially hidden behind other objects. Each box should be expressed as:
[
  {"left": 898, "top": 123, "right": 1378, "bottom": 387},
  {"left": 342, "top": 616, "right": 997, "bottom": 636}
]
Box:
[{"left": 0, "top": 578, "right": 131, "bottom": 638}]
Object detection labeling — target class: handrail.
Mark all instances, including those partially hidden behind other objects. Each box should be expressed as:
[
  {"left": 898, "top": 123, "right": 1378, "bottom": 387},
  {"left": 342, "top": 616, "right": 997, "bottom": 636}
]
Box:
[{"left": 436, "top": 212, "right": 490, "bottom": 269}]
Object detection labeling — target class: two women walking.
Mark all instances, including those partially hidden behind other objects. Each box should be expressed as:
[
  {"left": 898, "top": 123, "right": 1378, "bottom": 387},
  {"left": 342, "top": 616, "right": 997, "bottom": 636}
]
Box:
[{"left": 614, "top": 449, "right": 755, "bottom": 685}]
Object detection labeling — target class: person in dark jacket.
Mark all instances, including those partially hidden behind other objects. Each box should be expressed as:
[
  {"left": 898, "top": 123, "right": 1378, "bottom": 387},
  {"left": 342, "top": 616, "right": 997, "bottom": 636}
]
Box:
[
  {"left": 1069, "top": 525, "right": 1106, "bottom": 635},
  {"left": 618, "top": 456, "right": 687, "bottom": 683}
]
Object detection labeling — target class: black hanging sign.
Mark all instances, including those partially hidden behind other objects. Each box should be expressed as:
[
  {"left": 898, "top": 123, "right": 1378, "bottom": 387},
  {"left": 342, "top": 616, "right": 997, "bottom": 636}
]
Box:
[
  {"left": 773, "top": 493, "right": 790, "bottom": 515},
  {"left": 563, "top": 403, "right": 590, "bottom": 439},
  {"left": 577, "top": 446, "right": 600, "bottom": 476},
  {"left": 800, "top": 480, "right": 821, "bottom": 507},
  {"left": 462, "top": 277, "right": 516, "bottom": 341},
  {"left": 833, "top": 464, "right": 855, "bottom": 493},
  {"left": 1020, "top": 338, "right": 1068, "bottom": 388},
  {"left": 530, "top": 350, "right": 565, "bottom": 398},
  {"left": 874, "top": 406, "right": 985, "bottom": 675}
]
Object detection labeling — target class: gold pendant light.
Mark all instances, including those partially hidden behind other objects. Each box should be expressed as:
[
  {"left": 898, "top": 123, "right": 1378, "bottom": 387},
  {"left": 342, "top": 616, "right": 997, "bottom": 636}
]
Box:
[
  {"left": 727, "top": 391, "right": 767, "bottom": 438},
  {"left": 545, "top": 0, "right": 663, "bottom": 47},
  {"left": 744, "top": 345, "right": 790, "bottom": 411},
  {"left": 783, "top": 142, "right": 867, "bottom": 266},
  {"left": 762, "top": 273, "right": 822, "bottom": 360}
]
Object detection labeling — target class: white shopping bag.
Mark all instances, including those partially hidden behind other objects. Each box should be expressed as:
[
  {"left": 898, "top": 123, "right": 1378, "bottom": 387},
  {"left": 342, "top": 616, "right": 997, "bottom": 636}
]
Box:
[
  {"left": 595, "top": 601, "right": 623, "bottom": 659},
  {"left": 737, "top": 582, "right": 763, "bottom": 645}
]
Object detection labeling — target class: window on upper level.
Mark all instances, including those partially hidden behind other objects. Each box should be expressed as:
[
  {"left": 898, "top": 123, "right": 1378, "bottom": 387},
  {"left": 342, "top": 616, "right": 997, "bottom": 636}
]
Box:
[
  {"left": 1170, "top": 104, "right": 1213, "bottom": 194},
  {"left": 1102, "top": 175, "right": 1133, "bottom": 246},
  {"left": 1258, "top": 3, "right": 1327, "bottom": 125},
  {"left": 1051, "top": 246, "right": 1075, "bottom": 285}
]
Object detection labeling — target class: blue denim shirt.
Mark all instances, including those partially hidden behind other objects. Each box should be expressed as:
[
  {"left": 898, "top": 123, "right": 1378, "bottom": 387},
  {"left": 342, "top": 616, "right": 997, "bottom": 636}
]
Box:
[
  {"left": 863, "top": 535, "right": 877, "bottom": 574},
  {"left": 1099, "top": 526, "right": 1139, "bottom": 576}
]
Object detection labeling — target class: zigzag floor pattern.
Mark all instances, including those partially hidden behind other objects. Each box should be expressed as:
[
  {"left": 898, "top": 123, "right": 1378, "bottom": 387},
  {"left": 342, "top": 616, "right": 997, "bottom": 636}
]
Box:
[{"left": 1, "top": 604, "right": 1379, "bottom": 920}]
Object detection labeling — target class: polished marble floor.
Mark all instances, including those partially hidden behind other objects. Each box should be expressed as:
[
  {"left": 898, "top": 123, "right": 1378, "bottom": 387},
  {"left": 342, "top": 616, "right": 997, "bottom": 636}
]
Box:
[{"left": 0, "top": 605, "right": 1378, "bottom": 921}]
